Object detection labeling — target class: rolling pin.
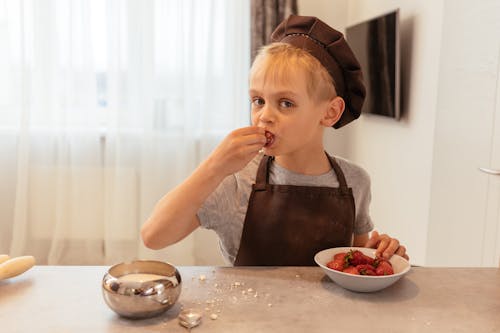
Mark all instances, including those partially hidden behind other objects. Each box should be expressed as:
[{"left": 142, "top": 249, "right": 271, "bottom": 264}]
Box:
[{"left": 0, "top": 255, "right": 36, "bottom": 280}]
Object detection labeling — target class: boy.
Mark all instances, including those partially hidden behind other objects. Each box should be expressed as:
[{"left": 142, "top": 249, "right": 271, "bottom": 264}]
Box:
[{"left": 141, "top": 15, "right": 409, "bottom": 265}]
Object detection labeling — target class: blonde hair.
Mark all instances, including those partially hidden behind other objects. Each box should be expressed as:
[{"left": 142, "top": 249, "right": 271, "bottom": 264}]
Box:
[{"left": 250, "top": 42, "right": 337, "bottom": 101}]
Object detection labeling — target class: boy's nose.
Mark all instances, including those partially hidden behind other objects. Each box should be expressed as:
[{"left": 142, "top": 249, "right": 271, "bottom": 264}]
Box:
[{"left": 259, "top": 105, "right": 275, "bottom": 123}]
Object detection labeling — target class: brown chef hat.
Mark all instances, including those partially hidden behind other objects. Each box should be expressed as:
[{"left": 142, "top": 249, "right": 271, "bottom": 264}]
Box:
[{"left": 271, "top": 15, "right": 366, "bottom": 128}]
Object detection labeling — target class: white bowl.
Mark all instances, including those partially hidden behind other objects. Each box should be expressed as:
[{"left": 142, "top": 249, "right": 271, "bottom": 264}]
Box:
[{"left": 314, "top": 247, "right": 410, "bottom": 293}]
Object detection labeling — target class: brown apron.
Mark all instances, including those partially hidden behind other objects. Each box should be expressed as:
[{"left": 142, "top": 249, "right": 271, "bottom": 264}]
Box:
[{"left": 234, "top": 153, "right": 355, "bottom": 266}]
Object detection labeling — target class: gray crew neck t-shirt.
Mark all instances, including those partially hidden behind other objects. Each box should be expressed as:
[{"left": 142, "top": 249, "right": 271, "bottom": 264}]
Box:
[{"left": 197, "top": 153, "right": 374, "bottom": 265}]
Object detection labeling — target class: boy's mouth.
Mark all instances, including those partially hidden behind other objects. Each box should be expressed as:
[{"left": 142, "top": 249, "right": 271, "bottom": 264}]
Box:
[{"left": 264, "top": 131, "right": 275, "bottom": 147}]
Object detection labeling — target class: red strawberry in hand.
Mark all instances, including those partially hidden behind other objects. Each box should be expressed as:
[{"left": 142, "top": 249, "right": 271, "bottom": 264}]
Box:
[{"left": 264, "top": 131, "right": 275, "bottom": 147}]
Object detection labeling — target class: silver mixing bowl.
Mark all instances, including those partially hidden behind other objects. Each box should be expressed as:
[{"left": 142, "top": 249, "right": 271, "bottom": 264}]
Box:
[{"left": 102, "top": 260, "right": 182, "bottom": 319}]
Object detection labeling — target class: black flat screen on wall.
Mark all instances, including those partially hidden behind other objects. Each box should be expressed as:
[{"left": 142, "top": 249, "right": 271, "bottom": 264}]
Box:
[{"left": 346, "top": 10, "right": 400, "bottom": 119}]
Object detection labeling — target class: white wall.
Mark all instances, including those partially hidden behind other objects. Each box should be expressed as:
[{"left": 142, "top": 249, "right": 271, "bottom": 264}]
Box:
[
  {"left": 298, "top": 0, "right": 445, "bottom": 265},
  {"left": 427, "top": 0, "right": 500, "bottom": 267},
  {"left": 298, "top": 0, "right": 348, "bottom": 29}
]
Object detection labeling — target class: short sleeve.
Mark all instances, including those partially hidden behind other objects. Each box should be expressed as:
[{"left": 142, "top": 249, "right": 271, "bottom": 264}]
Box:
[
  {"left": 335, "top": 157, "right": 374, "bottom": 235},
  {"left": 197, "top": 174, "right": 238, "bottom": 231},
  {"left": 353, "top": 174, "right": 374, "bottom": 235},
  {"left": 196, "top": 155, "right": 261, "bottom": 264}
]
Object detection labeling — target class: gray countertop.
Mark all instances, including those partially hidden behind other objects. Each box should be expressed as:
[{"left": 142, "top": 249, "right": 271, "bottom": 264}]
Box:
[{"left": 0, "top": 266, "right": 499, "bottom": 332}]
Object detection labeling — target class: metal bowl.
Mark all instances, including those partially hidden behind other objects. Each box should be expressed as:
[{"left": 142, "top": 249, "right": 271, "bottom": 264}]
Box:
[{"left": 102, "top": 260, "right": 182, "bottom": 319}]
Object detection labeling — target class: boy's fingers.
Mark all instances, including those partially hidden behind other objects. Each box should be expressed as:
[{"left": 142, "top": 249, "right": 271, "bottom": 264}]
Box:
[
  {"left": 375, "top": 237, "right": 391, "bottom": 257},
  {"left": 382, "top": 238, "right": 400, "bottom": 259},
  {"left": 231, "top": 129, "right": 266, "bottom": 146},
  {"left": 233, "top": 135, "right": 266, "bottom": 148},
  {"left": 248, "top": 133, "right": 267, "bottom": 145},
  {"left": 242, "top": 143, "right": 267, "bottom": 154},
  {"left": 395, "top": 245, "right": 408, "bottom": 259},
  {"left": 234, "top": 126, "right": 265, "bottom": 136},
  {"left": 364, "top": 230, "right": 379, "bottom": 248},
  {"left": 365, "top": 230, "right": 408, "bottom": 260}
]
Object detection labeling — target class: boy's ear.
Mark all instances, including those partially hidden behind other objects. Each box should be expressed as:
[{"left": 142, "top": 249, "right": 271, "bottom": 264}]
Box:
[{"left": 320, "top": 96, "right": 345, "bottom": 127}]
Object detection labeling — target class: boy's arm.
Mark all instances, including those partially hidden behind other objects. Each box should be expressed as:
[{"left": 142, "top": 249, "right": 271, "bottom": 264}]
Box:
[
  {"left": 141, "top": 159, "right": 225, "bottom": 249},
  {"left": 141, "top": 126, "right": 266, "bottom": 250},
  {"left": 353, "top": 233, "right": 369, "bottom": 247}
]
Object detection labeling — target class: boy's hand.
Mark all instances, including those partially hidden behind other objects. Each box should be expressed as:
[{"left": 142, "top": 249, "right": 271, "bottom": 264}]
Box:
[
  {"left": 206, "top": 126, "right": 266, "bottom": 177},
  {"left": 364, "top": 230, "right": 409, "bottom": 261}
]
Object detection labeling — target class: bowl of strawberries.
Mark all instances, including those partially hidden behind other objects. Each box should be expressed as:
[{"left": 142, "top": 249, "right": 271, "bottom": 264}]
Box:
[{"left": 314, "top": 247, "right": 411, "bottom": 292}]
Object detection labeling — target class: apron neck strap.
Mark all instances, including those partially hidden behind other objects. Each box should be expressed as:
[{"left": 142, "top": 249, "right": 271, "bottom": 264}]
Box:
[
  {"left": 254, "top": 155, "right": 272, "bottom": 190},
  {"left": 254, "top": 153, "right": 349, "bottom": 192},
  {"left": 325, "top": 153, "right": 349, "bottom": 192}
]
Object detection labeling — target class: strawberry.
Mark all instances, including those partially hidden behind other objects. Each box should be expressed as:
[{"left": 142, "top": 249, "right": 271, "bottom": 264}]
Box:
[
  {"left": 375, "top": 260, "right": 394, "bottom": 276},
  {"left": 362, "top": 253, "right": 375, "bottom": 265},
  {"left": 264, "top": 131, "right": 275, "bottom": 147},
  {"left": 349, "top": 250, "right": 374, "bottom": 266},
  {"left": 327, "top": 252, "right": 352, "bottom": 271},
  {"left": 356, "top": 264, "right": 376, "bottom": 276},
  {"left": 327, "top": 259, "right": 345, "bottom": 271},
  {"left": 333, "top": 253, "right": 347, "bottom": 261},
  {"left": 342, "top": 266, "right": 360, "bottom": 275}
]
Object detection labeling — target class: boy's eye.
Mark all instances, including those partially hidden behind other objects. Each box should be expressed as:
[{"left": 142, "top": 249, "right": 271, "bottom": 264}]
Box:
[
  {"left": 279, "top": 100, "right": 294, "bottom": 108},
  {"left": 252, "top": 98, "right": 265, "bottom": 107}
]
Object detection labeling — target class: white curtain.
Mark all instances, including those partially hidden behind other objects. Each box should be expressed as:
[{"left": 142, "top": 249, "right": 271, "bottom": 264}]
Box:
[{"left": 0, "top": 0, "right": 250, "bottom": 265}]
